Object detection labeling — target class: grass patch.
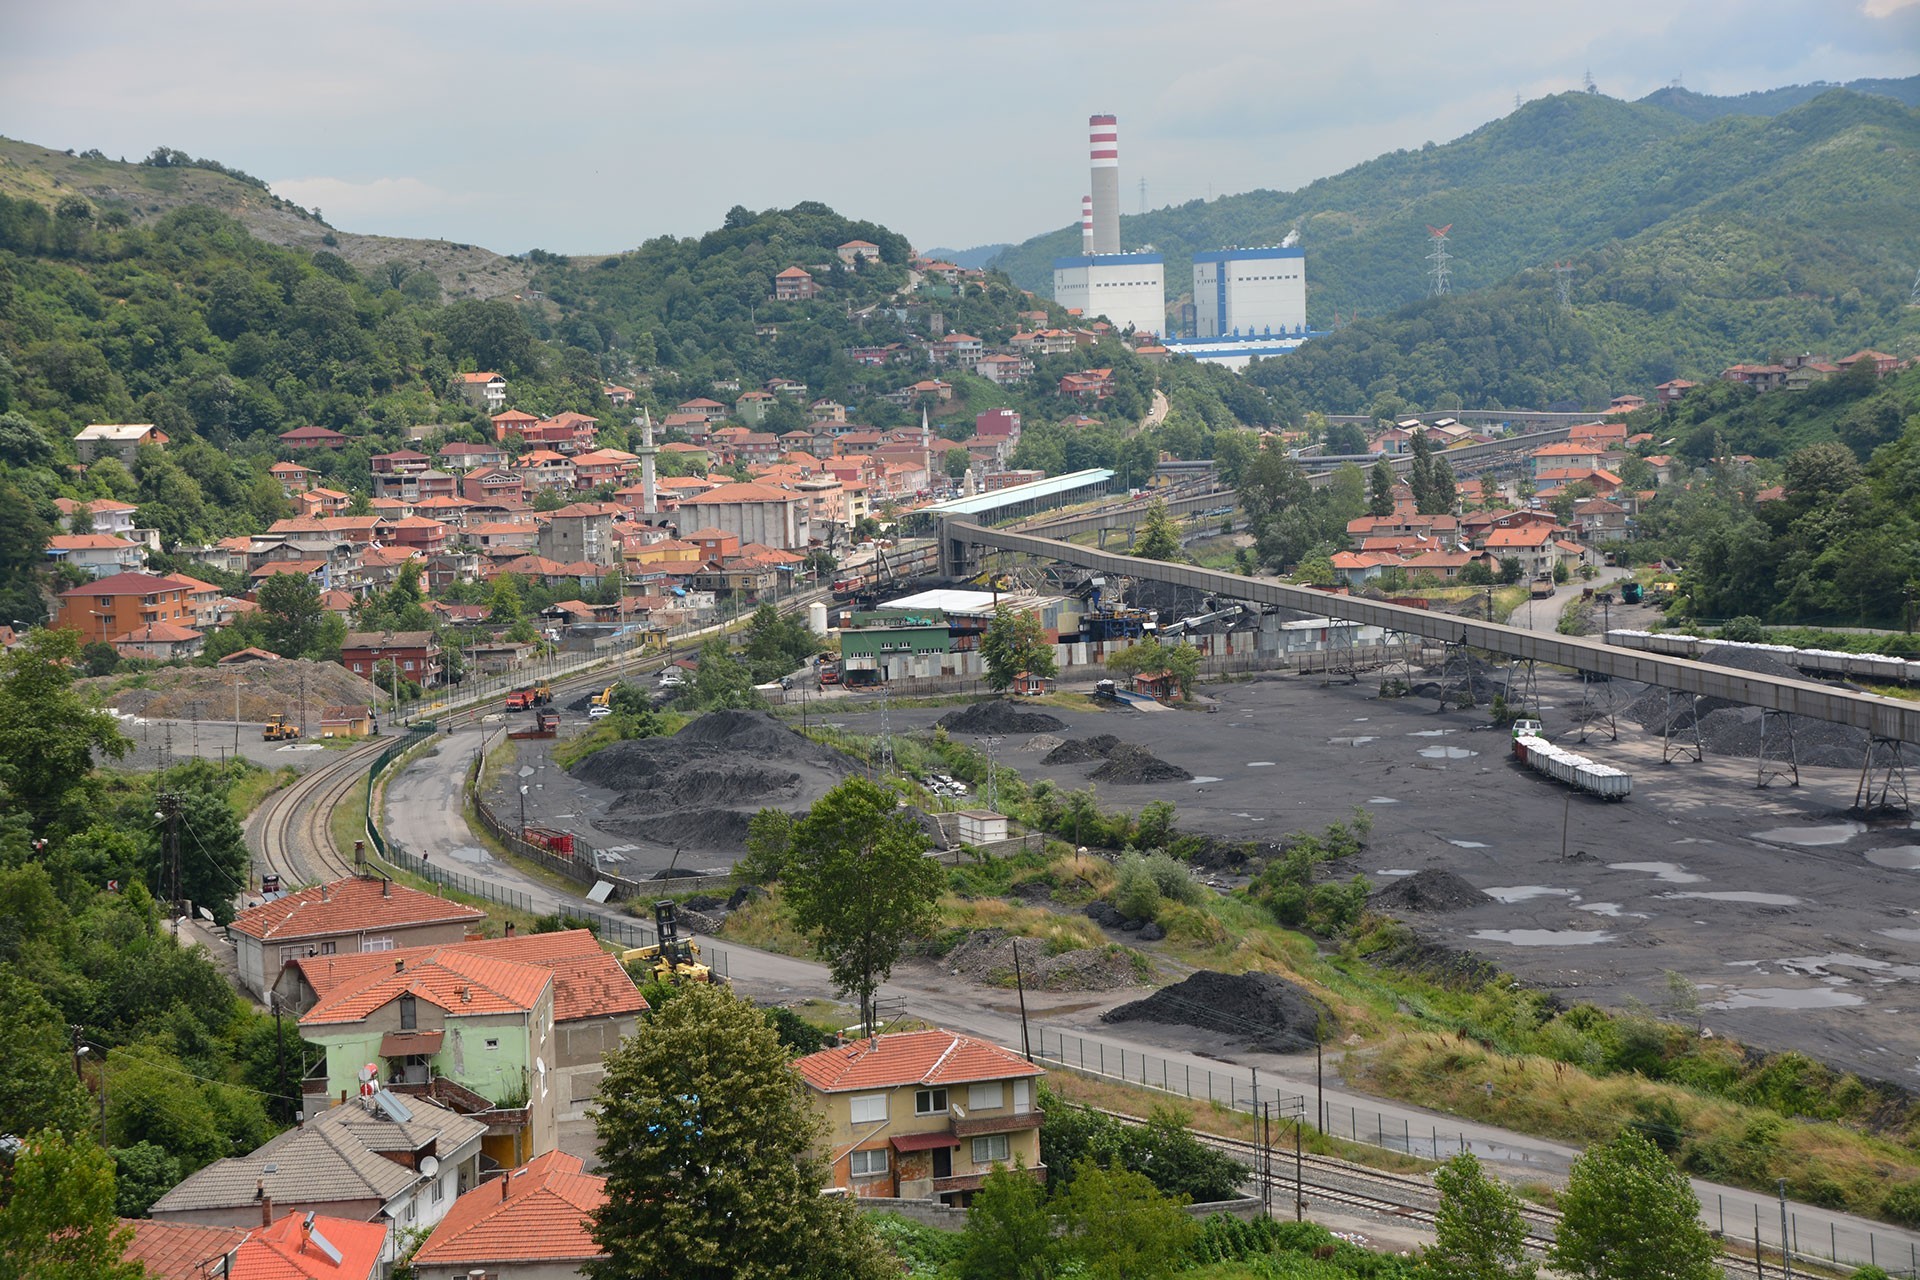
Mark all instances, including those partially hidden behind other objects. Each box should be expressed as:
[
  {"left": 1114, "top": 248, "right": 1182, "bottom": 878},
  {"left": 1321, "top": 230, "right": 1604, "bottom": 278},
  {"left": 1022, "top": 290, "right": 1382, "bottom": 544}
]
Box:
[
  {"left": 717, "top": 886, "right": 816, "bottom": 959},
  {"left": 228, "top": 764, "right": 295, "bottom": 819}
]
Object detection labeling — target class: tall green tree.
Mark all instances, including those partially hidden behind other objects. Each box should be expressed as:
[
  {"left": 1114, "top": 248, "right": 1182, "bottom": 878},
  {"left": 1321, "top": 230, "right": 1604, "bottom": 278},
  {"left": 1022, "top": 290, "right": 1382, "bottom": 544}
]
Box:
[
  {"left": 0, "top": 1129, "right": 144, "bottom": 1280},
  {"left": 687, "top": 635, "right": 763, "bottom": 710},
  {"left": 156, "top": 761, "right": 251, "bottom": 925},
  {"left": 255, "top": 571, "right": 327, "bottom": 659},
  {"left": 587, "top": 983, "right": 893, "bottom": 1280},
  {"left": 1130, "top": 500, "right": 1183, "bottom": 562},
  {"left": 1368, "top": 456, "right": 1398, "bottom": 517},
  {"left": 1054, "top": 1159, "right": 1197, "bottom": 1280},
  {"left": 1424, "top": 1151, "right": 1536, "bottom": 1280},
  {"left": 0, "top": 628, "right": 128, "bottom": 827},
  {"left": 957, "top": 1161, "right": 1055, "bottom": 1280},
  {"left": 0, "top": 967, "right": 92, "bottom": 1140},
  {"left": 1547, "top": 1130, "right": 1719, "bottom": 1280},
  {"left": 979, "top": 604, "right": 1057, "bottom": 692},
  {"left": 1106, "top": 636, "right": 1201, "bottom": 700},
  {"left": 783, "top": 776, "right": 940, "bottom": 1034}
]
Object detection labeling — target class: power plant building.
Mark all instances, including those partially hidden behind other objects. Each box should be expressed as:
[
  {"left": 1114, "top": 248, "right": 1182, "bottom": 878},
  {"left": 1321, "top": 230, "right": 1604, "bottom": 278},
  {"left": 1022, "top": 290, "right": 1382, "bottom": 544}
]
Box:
[
  {"left": 1053, "top": 113, "right": 1165, "bottom": 337},
  {"left": 1192, "top": 246, "right": 1307, "bottom": 338},
  {"left": 1052, "top": 252, "right": 1167, "bottom": 338}
]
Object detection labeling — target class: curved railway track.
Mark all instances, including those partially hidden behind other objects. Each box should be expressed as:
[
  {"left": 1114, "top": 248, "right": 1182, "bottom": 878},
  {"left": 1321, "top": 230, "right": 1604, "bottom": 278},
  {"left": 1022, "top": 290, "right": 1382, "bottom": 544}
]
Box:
[{"left": 248, "top": 583, "right": 840, "bottom": 895}]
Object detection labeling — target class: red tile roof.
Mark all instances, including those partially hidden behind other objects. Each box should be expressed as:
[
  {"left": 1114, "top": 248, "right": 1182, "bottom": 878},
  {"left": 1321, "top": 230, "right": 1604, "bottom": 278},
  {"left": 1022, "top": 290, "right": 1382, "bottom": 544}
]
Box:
[
  {"left": 230, "top": 876, "right": 483, "bottom": 943},
  {"left": 122, "top": 1219, "right": 249, "bottom": 1280},
  {"left": 794, "top": 1029, "right": 1042, "bottom": 1092},
  {"left": 676, "top": 481, "right": 801, "bottom": 504},
  {"left": 412, "top": 1152, "right": 606, "bottom": 1267},
  {"left": 300, "top": 947, "right": 554, "bottom": 1026},
  {"left": 235, "top": 1212, "right": 386, "bottom": 1280}
]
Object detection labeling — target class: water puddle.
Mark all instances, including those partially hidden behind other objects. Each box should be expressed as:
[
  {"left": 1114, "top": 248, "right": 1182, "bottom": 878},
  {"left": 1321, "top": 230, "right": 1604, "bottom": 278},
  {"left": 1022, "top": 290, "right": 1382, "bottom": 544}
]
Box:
[
  {"left": 1329, "top": 736, "right": 1378, "bottom": 746},
  {"left": 1419, "top": 746, "right": 1477, "bottom": 760},
  {"left": 1749, "top": 822, "right": 1864, "bottom": 847},
  {"left": 518, "top": 765, "right": 535, "bottom": 777},
  {"left": 1578, "top": 902, "right": 1648, "bottom": 919},
  {"left": 1866, "top": 846, "right": 1920, "bottom": 871},
  {"left": 1408, "top": 730, "right": 1454, "bottom": 738},
  {"left": 1247, "top": 761, "right": 1276, "bottom": 767},
  {"left": 1445, "top": 839, "right": 1489, "bottom": 849},
  {"left": 1609, "top": 861, "right": 1705, "bottom": 883},
  {"left": 1190, "top": 776, "right": 1223, "bottom": 784},
  {"left": 1705, "top": 987, "right": 1864, "bottom": 1011},
  {"left": 448, "top": 844, "right": 492, "bottom": 865},
  {"left": 1367, "top": 796, "right": 1400, "bottom": 805},
  {"left": 1779, "top": 953, "right": 1920, "bottom": 981},
  {"left": 1376, "top": 869, "right": 1417, "bottom": 877},
  {"left": 1485, "top": 885, "right": 1577, "bottom": 903},
  {"left": 1875, "top": 928, "right": 1920, "bottom": 943},
  {"left": 1668, "top": 891, "right": 1803, "bottom": 906},
  {"left": 1473, "top": 929, "right": 1615, "bottom": 946}
]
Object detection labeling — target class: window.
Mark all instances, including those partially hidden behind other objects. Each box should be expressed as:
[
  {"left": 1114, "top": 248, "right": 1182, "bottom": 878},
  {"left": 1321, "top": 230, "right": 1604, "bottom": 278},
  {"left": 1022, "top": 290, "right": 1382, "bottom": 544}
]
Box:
[
  {"left": 850, "top": 1094, "right": 887, "bottom": 1124},
  {"left": 431, "top": 1175, "right": 444, "bottom": 1203},
  {"left": 399, "top": 994, "right": 416, "bottom": 1030},
  {"left": 848, "top": 1148, "right": 888, "bottom": 1178},
  {"left": 914, "top": 1088, "right": 948, "bottom": 1116},
  {"left": 967, "top": 1083, "right": 1002, "bottom": 1111},
  {"left": 319, "top": 941, "right": 336, "bottom": 956},
  {"left": 971, "top": 1134, "right": 1010, "bottom": 1166},
  {"left": 363, "top": 938, "right": 394, "bottom": 952},
  {"left": 484, "top": 1038, "right": 499, "bottom": 1051}
]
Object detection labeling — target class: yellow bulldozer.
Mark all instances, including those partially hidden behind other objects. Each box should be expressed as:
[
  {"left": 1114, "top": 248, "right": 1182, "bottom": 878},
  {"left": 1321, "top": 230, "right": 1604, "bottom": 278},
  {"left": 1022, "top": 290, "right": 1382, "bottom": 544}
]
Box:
[
  {"left": 622, "top": 900, "right": 715, "bottom": 985},
  {"left": 262, "top": 712, "right": 302, "bottom": 742}
]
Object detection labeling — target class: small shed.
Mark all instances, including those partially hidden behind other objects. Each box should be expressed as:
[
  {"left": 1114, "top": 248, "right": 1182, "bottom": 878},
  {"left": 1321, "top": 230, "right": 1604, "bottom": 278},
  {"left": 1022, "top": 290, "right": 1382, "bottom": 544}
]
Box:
[
  {"left": 320, "top": 704, "right": 374, "bottom": 738},
  {"left": 1011, "top": 671, "right": 1051, "bottom": 696},
  {"left": 955, "top": 809, "right": 1009, "bottom": 845},
  {"left": 1133, "top": 670, "right": 1176, "bottom": 702}
]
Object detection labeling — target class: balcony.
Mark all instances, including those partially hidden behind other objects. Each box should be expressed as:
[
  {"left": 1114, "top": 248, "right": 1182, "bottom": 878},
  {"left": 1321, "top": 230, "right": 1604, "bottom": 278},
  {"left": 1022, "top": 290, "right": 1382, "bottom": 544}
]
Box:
[{"left": 950, "top": 1109, "right": 1043, "bottom": 1138}]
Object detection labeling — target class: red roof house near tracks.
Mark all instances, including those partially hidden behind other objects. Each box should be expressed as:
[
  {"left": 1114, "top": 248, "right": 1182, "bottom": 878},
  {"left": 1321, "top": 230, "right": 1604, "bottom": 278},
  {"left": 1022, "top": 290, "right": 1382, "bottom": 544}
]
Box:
[{"left": 229, "top": 874, "right": 484, "bottom": 1000}]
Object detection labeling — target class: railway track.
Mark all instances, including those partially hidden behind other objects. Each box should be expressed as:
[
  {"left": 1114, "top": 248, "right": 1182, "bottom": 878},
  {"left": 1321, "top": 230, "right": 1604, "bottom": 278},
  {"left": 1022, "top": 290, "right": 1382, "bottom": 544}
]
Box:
[
  {"left": 249, "top": 584, "right": 841, "bottom": 896},
  {"left": 1093, "top": 1105, "right": 1772, "bottom": 1278}
]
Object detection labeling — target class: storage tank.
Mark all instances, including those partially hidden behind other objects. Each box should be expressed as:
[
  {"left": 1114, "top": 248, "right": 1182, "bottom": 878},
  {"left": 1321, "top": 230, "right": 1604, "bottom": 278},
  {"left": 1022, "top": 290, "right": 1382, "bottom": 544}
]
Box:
[{"left": 807, "top": 601, "right": 829, "bottom": 635}]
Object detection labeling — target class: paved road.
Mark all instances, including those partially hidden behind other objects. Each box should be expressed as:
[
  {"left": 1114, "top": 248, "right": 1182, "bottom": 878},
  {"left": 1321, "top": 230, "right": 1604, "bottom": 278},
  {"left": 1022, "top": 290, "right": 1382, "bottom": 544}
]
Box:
[
  {"left": 1506, "top": 564, "right": 1636, "bottom": 636},
  {"left": 378, "top": 724, "right": 1920, "bottom": 1271}
]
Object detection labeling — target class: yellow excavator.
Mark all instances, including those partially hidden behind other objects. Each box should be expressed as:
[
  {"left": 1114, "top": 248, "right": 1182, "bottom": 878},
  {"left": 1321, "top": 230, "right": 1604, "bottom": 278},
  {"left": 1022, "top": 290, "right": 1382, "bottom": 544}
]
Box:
[{"left": 622, "top": 900, "right": 715, "bottom": 985}]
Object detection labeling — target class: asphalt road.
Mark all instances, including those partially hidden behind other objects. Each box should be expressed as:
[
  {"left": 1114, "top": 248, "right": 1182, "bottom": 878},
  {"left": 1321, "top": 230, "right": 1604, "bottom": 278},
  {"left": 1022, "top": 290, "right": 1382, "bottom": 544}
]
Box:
[{"left": 378, "top": 718, "right": 1920, "bottom": 1270}]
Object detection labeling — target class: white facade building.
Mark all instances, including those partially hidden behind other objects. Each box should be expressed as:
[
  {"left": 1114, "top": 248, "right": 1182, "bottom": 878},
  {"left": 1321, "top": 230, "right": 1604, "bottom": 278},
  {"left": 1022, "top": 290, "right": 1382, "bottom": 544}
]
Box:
[
  {"left": 1052, "top": 253, "right": 1166, "bottom": 338},
  {"left": 1192, "top": 247, "right": 1307, "bottom": 338}
]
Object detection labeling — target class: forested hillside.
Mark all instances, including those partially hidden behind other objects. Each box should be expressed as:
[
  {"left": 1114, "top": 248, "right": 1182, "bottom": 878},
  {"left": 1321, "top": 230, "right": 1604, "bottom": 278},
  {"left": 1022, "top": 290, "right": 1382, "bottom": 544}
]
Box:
[
  {"left": 990, "top": 89, "right": 1920, "bottom": 406},
  {"left": 1637, "top": 74, "right": 1920, "bottom": 122}
]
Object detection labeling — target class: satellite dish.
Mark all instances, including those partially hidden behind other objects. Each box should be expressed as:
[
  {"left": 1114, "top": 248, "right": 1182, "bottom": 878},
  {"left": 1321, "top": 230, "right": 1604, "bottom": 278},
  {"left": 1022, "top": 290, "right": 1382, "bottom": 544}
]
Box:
[
  {"left": 535, "top": 1056, "right": 546, "bottom": 1076},
  {"left": 198, "top": 906, "right": 215, "bottom": 922},
  {"left": 418, "top": 1156, "right": 440, "bottom": 1180},
  {"left": 357, "top": 1064, "right": 378, "bottom": 1084}
]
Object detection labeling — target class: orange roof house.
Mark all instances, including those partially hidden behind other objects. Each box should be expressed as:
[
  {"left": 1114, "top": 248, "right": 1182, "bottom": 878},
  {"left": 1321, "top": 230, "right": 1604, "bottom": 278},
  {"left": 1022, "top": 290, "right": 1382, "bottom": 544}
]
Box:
[
  {"left": 410, "top": 1152, "right": 605, "bottom": 1280},
  {"left": 794, "top": 1029, "right": 1044, "bottom": 1203},
  {"left": 229, "top": 875, "right": 485, "bottom": 999},
  {"left": 124, "top": 1213, "right": 385, "bottom": 1280}
]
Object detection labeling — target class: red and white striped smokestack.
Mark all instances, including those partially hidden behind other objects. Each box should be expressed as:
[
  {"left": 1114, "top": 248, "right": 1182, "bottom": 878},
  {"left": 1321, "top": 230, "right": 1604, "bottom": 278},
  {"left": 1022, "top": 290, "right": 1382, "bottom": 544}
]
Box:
[
  {"left": 1080, "top": 195, "right": 1094, "bottom": 253},
  {"left": 1088, "top": 113, "right": 1121, "bottom": 255}
]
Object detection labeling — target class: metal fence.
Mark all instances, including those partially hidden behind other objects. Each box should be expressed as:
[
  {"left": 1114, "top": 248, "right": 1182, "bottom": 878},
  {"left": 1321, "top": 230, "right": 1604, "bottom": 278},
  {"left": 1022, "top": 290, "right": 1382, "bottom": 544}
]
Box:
[
  {"left": 358, "top": 727, "right": 731, "bottom": 978},
  {"left": 1031, "top": 1028, "right": 1303, "bottom": 1118}
]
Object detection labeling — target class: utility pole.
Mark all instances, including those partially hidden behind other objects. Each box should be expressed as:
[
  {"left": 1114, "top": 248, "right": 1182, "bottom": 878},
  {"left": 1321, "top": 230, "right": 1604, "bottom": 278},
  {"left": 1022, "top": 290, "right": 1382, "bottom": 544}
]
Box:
[
  {"left": 1011, "top": 941, "right": 1032, "bottom": 1062},
  {"left": 1778, "top": 1180, "right": 1793, "bottom": 1280},
  {"left": 155, "top": 791, "right": 183, "bottom": 915}
]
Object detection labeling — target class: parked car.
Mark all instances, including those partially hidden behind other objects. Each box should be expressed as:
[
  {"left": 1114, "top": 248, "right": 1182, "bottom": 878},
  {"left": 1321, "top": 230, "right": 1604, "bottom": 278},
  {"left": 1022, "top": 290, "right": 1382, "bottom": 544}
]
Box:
[{"left": 589, "top": 704, "right": 614, "bottom": 719}]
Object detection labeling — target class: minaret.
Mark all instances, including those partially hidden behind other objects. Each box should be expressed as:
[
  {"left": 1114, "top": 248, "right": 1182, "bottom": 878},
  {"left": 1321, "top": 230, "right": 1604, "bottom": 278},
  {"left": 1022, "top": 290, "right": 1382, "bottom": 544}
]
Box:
[
  {"left": 920, "top": 405, "right": 932, "bottom": 479},
  {"left": 635, "top": 408, "right": 659, "bottom": 516}
]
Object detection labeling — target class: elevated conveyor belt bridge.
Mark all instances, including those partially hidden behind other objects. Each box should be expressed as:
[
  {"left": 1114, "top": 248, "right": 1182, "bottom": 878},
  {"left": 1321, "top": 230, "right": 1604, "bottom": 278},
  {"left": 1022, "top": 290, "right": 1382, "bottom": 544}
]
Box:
[{"left": 939, "top": 519, "right": 1920, "bottom": 757}]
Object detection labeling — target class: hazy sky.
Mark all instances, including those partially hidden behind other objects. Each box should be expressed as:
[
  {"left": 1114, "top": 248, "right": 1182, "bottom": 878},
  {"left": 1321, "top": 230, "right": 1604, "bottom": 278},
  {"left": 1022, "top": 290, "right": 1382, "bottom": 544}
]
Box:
[{"left": 4, "top": 1, "right": 1916, "bottom": 256}]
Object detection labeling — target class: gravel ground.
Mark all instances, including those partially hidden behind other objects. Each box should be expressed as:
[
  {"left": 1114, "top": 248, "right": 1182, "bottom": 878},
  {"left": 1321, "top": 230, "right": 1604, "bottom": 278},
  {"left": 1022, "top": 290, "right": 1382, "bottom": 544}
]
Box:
[
  {"left": 819, "top": 670, "right": 1920, "bottom": 1085},
  {"left": 1104, "top": 970, "right": 1330, "bottom": 1053}
]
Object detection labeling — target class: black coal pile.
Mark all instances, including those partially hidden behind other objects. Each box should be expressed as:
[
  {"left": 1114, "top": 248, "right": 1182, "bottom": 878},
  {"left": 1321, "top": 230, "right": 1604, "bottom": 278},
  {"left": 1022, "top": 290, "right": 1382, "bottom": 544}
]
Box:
[
  {"left": 1103, "top": 970, "right": 1329, "bottom": 1052},
  {"left": 568, "top": 710, "right": 859, "bottom": 853},
  {"left": 1622, "top": 648, "right": 1876, "bottom": 766},
  {"left": 1370, "top": 869, "right": 1490, "bottom": 914},
  {"left": 1043, "top": 734, "right": 1123, "bottom": 765},
  {"left": 938, "top": 699, "right": 1067, "bottom": 735},
  {"left": 1088, "top": 744, "right": 1193, "bottom": 784}
]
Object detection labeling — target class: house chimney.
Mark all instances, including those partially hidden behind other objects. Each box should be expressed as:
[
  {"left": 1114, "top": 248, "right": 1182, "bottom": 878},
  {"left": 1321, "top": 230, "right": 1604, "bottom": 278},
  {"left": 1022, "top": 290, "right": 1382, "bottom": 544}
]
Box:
[
  {"left": 321, "top": 882, "right": 330, "bottom": 903},
  {"left": 260, "top": 1194, "right": 273, "bottom": 1227},
  {"left": 381, "top": 878, "right": 391, "bottom": 898},
  {"left": 503, "top": 921, "right": 515, "bottom": 938},
  {"left": 395, "top": 959, "right": 405, "bottom": 973}
]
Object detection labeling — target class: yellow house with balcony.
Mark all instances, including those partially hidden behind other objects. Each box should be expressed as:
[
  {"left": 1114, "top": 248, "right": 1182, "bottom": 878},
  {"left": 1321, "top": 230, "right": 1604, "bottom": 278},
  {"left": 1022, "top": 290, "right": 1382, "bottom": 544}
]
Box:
[{"left": 793, "top": 1029, "right": 1044, "bottom": 1205}]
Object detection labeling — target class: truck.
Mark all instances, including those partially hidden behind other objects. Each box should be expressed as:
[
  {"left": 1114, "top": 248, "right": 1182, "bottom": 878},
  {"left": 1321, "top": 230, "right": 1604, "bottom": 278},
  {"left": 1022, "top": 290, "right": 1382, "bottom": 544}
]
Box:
[
  {"left": 507, "top": 711, "right": 561, "bottom": 740},
  {"left": 262, "top": 712, "right": 301, "bottom": 742},
  {"left": 504, "top": 683, "right": 552, "bottom": 711},
  {"left": 1620, "top": 581, "right": 1644, "bottom": 604},
  {"left": 1529, "top": 578, "right": 1556, "bottom": 600}
]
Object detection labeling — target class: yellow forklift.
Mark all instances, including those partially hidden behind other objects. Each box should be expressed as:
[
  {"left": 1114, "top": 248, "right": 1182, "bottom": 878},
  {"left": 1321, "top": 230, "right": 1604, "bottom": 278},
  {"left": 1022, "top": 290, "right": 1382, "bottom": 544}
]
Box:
[{"left": 622, "top": 900, "right": 715, "bottom": 985}]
